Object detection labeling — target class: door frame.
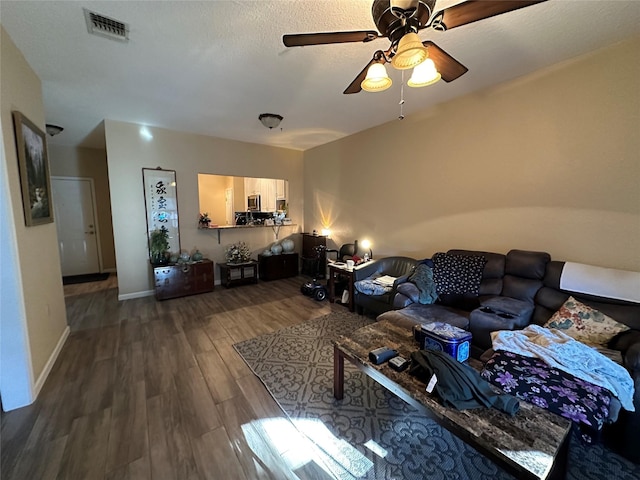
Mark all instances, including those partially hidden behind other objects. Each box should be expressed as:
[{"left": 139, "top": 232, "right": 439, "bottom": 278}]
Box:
[{"left": 51, "top": 176, "right": 104, "bottom": 274}]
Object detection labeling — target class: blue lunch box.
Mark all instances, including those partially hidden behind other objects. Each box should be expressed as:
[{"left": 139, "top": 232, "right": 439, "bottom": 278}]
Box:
[{"left": 413, "top": 322, "right": 472, "bottom": 362}]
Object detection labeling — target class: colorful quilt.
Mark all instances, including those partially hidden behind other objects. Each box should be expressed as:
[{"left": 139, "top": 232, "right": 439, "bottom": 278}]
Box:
[{"left": 481, "top": 350, "right": 613, "bottom": 443}]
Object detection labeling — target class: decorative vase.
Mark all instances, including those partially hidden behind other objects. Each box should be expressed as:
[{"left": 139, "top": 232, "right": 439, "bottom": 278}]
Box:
[
  {"left": 192, "top": 250, "right": 204, "bottom": 262},
  {"left": 270, "top": 243, "right": 283, "bottom": 255},
  {"left": 281, "top": 238, "right": 294, "bottom": 253},
  {"left": 262, "top": 249, "right": 272, "bottom": 256}
]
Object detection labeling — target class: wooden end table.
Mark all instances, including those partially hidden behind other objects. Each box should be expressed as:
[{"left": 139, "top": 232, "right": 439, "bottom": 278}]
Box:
[
  {"left": 327, "top": 263, "right": 356, "bottom": 311},
  {"left": 219, "top": 260, "right": 258, "bottom": 288},
  {"left": 333, "top": 320, "right": 572, "bottom": 480}
]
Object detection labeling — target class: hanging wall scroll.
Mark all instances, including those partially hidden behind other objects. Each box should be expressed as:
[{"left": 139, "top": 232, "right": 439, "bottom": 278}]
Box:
[{"left": 142, "top": 167, "right": 180, "bottom": 255}]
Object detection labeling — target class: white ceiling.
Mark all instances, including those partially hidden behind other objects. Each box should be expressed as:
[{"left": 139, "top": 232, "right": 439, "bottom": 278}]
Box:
[{"left": 2, "top": 1, "right": 639, "bottom": 151}]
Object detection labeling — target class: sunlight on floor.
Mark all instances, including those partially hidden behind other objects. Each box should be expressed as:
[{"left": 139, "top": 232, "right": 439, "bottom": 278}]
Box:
[
  {"left": 242, "top": 417, "right": 374, "bottom": 479},
  {"left": 504, "top": 448, "right": 552, "bottom": 479},
  {"left": 364, "top": 439, "right": 388, "bottom": 459}
]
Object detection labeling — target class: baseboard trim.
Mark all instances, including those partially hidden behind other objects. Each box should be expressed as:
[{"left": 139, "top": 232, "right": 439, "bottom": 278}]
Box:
[
  {"left": 33, "top": 325, "right": 70, "bottom": 397},
  {"left": 102, "top": 267, "right": 117, "bottom": 273},
  {"left": 118, "top": 290, "right": 155, "bottom": 301}
]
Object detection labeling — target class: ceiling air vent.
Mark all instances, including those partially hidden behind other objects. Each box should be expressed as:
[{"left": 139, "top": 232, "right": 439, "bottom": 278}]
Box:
[{"left": 84, "top": 8, "right": 129, "bottom": 42}]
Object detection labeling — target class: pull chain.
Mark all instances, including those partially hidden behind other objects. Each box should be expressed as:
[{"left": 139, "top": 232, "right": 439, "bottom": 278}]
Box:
[{"left": 399, "top": 70, "right": 405, "bottom": 120}]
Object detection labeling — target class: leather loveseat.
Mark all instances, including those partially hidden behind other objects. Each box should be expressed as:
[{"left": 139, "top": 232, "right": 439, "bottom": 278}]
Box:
[{"left": 352, "top": 256, "right": 418, "bottom": 316}]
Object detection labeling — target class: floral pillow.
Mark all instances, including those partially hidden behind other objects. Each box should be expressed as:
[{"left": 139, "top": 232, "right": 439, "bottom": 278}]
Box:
[{"left": 544, "top": 296, "right": 630, "bottom": 347}]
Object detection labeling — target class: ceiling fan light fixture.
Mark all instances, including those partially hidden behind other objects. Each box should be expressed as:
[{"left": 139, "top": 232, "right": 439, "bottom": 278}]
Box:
[
  {"left": 407, "top": 58, "right": 441, "bottom": 87},
  {"left": 390, "top": 0, "right": 419, "bottom": 17},
  {"left": 361, "top": 63, "right": 392, "bottom": 92},
  {"left": 45, "top": 124, "right": 64, "bottom": 136},
  {"left": 259, "top": 113, "right": 283, "bottom": 129},
  {"left": 391, "top": 32, "right": 428, "bottom": 70}
]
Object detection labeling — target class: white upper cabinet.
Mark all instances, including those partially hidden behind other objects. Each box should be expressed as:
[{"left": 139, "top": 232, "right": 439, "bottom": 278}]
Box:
[
  {"left": 276, "top": 179, "right": 286, "bottom": 200},
  {"left": 243, "top": 177, "right": 286, "bottom": 211},
  {"left": 262, "top": 179, "right": 276, "bottom": 212}
]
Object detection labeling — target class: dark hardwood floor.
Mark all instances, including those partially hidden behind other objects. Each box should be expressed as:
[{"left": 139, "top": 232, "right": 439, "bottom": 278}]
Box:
[{"left": 1, "top": 274, "right": 344, "bottom": 479}]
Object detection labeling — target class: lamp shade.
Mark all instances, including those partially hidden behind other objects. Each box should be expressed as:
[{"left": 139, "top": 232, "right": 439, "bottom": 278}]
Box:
[
  {"left": 391, "top": 32, "right": 428, "bottom": 70},
  {"left": 407, "top": 58, "right": 441, "bottom": 87},
  {"left": 361, "top": 63, "right": 392, "bottom": 92}
]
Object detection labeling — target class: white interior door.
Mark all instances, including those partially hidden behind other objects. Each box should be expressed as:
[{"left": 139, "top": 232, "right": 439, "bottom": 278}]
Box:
[{"left": 51, "top": 177, "right": 101, "bottom": 276}]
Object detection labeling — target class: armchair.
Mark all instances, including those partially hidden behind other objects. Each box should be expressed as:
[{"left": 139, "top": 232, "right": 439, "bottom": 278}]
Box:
[{"left": 353, "top": 256, "right": 417, "bottom": 316}]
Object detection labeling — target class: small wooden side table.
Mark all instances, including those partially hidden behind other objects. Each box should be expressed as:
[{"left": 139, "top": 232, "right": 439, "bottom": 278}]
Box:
[
  {"left": 328, "top": 263, "right": 356, "bottom": 312},
  {"left": 219, "top": 261, "right": 258, "bottom": 288}
]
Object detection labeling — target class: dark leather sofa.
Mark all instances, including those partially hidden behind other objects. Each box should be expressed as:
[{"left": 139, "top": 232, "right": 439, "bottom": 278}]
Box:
[
  {"left": 378, "top": 248, "right": 640, "bottom": 463},
  {"left": 391, "top": 249, "right": 550, "bottom": 357}
]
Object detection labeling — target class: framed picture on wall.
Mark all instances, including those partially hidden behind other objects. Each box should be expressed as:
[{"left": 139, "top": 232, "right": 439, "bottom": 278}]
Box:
[
  {"left": 142, "top": 167, "right": 180, "bottom": 256},
  {"left": 12, "top": 111, "right": 54, "bottom": 226}
]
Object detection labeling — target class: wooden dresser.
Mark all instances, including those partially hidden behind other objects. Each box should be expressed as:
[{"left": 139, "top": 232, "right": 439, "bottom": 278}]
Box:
[{"left": 153, "top": 259, "right": 214, "bottom": 300}]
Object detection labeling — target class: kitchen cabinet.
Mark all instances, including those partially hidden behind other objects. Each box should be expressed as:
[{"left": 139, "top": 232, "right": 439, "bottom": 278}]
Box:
[{"left": 243, "top": 177, "right": 279, "bottom": 211}]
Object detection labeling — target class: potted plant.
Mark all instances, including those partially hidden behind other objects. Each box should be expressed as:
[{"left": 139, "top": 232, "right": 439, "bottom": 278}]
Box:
[
  {"left": 199, "top": 212, "right": 211, "bottom": 228},
  {"left": 149, "top": 226, "right": 170, "bottom": 265}
]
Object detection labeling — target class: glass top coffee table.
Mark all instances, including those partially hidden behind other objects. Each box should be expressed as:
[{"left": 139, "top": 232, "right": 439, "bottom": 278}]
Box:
[{"left": 333, "top": 320, "right": 572, "bottom": 480}]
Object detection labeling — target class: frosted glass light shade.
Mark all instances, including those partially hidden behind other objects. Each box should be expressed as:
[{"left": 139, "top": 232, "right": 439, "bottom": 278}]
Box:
[
  {"left": 361, "top": 63, "right": 392, "bottom": 92},
  {"left": 407, "top": 58, "right": 441, "bottom": 87},
  {"left": 391, "top": 32, "right": 428, "bottom": 70}
]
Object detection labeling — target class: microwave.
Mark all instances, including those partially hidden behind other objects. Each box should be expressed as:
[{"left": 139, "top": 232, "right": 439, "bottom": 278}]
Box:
[{"left": 247, "top": 194, "right": 261, "bottom": 211}]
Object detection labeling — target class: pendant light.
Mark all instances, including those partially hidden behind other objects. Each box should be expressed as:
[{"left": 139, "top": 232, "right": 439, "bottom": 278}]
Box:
[
  {"left": 391, "top": 32, "right": 429, "bottom": 70},
  {"left": 407, "top": 58, "right": 441, "bottom": 87},
  {"left": 361, "top": 63, "right": 392, "bottom": 92}
]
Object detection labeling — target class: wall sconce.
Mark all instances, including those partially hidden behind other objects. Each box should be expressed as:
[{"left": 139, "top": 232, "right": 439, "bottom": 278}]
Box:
[{"left": 259, "top": 113, "right": 283, "bottom": 129}]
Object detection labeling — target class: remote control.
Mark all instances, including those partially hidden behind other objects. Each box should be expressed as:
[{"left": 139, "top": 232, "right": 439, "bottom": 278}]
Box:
[
  {"left": 389, "top": 356, "right": 409, "bottom": 372},
  {"left": 369, "top": 347, "right": 398, "bottom": 365}
]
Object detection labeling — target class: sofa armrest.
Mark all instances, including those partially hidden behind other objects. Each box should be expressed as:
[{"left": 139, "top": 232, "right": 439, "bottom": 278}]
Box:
[
  {"left": 624, "top": 341, "right": 640, "bottom": 375},
  {"left": 353, "top": 260, "right": 380, "bottom": 281},
  {"left": 396, "top": 282, "right": 420, "bottom": 305},
  {"left": 393, "top": 292, "right": 414, "bottom": 309},
  {"left": 393, "top": 273, "right": 411, "bottom": 289}
]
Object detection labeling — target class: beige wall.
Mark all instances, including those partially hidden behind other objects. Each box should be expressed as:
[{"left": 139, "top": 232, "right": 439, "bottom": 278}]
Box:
[
  {"left": 0, "top": 27, "right": 68, "bottom": 392},
  {"left": 104, "top": 120, "right": 304, "bottom": 297},
  {"left": 198, "top": 174, "right": 230, "bottom": 226},
  {"left": 48, "top": 145, "right": 116, "bottom": 271},
  {"left": 304, "top": 37, "right": 640, "bottom": 271}
]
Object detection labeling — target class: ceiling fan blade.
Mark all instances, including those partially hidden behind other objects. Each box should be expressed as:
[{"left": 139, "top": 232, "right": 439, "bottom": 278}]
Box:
[
  {"left": 423, "top": 41, "right": 468, "bottom": 82},
  {"left": 283, "top": 31, "right": 380, "bottom": 47},
  {"left": 430, "top": 0, "right": 547, "bottom": 31}
]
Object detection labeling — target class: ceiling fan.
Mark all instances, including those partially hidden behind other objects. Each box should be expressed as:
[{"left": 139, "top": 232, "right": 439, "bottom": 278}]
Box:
[{"left": 283, "top": 0, "right": 547, "bottom": 94}]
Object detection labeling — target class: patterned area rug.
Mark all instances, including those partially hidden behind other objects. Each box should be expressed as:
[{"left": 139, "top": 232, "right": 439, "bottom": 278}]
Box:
[{"left": 234, "top": 311, "right": 640, "bottom": 480}]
